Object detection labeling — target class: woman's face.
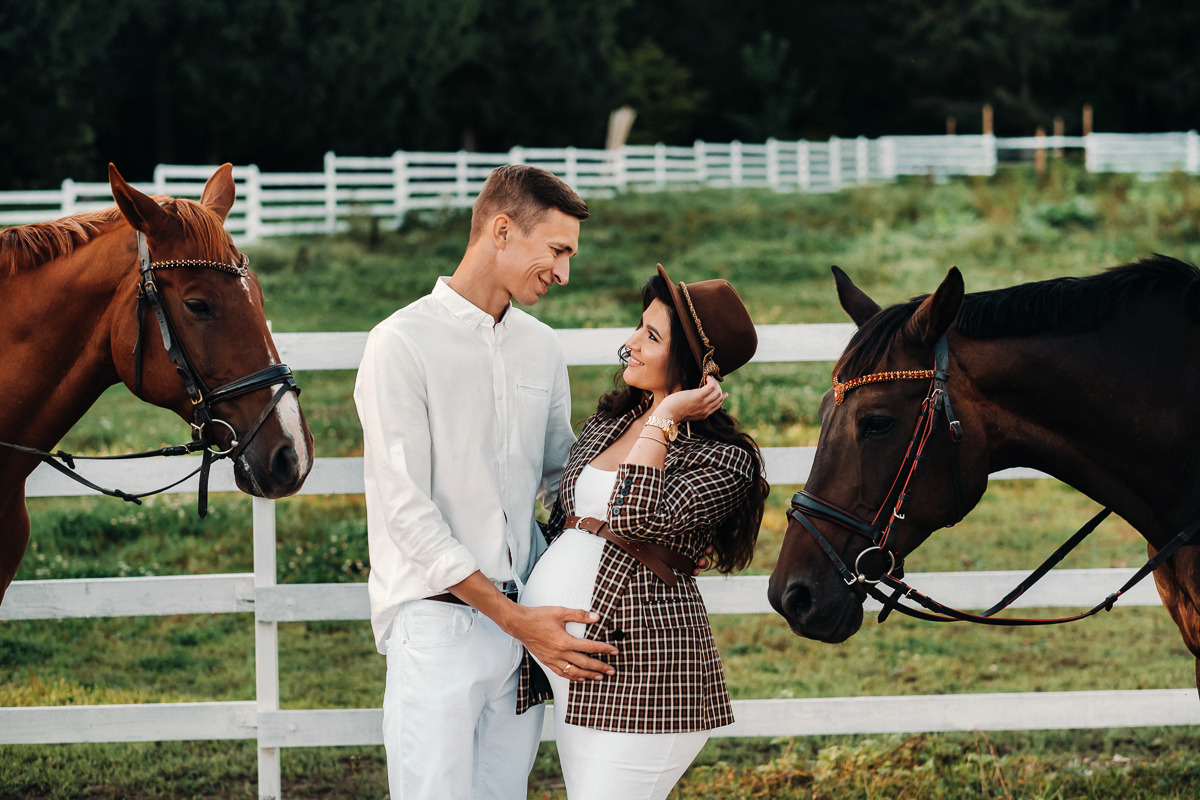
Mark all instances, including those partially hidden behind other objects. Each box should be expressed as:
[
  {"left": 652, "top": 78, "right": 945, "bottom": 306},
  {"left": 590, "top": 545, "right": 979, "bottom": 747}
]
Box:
[{"left": 623, "top": 299, "right": 677, "bottom": 395}]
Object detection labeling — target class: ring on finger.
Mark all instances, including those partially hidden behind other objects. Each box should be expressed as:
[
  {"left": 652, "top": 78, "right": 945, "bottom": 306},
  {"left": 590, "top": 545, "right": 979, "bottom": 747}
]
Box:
[{"left": 563, "top": 663, "right": 573, "bottom": 673}]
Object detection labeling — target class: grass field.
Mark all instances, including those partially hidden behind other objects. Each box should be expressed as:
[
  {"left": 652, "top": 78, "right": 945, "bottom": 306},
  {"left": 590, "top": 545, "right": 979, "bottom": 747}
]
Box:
[{"left": 5, "top": 161, "right": 1200, "bottom": 797}]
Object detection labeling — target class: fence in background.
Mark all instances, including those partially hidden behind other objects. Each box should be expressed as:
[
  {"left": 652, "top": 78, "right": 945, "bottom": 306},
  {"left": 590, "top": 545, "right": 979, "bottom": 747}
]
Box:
[
  {"left": 2, "top": 131, "right": 1198, "bottom": 244},
  {"left": 3, "top": 324, "right": 1198, "bottom": 800}
]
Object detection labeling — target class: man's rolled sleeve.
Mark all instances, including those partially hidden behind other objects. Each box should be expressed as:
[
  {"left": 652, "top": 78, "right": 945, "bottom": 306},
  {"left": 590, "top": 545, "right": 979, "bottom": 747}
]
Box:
[{"left": 356, "top": 326, "right": 479, "bottom": 591}]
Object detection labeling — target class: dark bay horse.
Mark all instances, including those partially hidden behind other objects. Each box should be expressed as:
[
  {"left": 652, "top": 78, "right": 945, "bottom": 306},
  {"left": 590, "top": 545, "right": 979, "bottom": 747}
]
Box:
[
  {"left": 0, "top": 164, "right": 314, "bottom": 604},
  {"left": 769, "top": 257, "right": 1200, "bottom": 691}
]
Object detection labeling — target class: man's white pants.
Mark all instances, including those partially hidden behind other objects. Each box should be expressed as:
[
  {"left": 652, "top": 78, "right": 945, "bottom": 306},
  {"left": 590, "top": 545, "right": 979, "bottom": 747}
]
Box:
[{"left": 383, "top": 599, "right": 545, "bottom": 799}]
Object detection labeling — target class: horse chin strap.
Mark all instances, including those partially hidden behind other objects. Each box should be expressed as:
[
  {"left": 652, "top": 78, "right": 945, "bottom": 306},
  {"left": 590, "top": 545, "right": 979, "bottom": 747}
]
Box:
[{"left": 790, "top": 335, "right": 1200, "bottom": 628}]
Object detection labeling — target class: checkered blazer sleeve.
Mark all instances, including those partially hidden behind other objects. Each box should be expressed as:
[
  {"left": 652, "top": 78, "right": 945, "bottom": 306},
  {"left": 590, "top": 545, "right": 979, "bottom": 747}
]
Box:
[{"left": 606, "top": 439, "right": 756, "bottom": 552}]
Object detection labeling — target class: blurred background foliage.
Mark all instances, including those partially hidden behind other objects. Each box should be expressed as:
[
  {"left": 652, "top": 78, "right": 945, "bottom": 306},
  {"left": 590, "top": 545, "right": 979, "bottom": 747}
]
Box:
[{"left": 3, "top": 0, "right": 1200, "bottom": 189}]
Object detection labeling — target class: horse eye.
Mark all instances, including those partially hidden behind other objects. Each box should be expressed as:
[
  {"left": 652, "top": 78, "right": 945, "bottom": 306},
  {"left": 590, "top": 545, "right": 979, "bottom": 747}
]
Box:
[
  {"left": 184, "top": 299, "right": 214, "bottom": 318},
  {"left": 861, "top": 415, "right": 894, "bottom": 438}
]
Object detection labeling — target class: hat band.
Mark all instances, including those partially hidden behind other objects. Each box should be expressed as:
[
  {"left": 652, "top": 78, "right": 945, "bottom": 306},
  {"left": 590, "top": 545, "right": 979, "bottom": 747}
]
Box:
[{"left": 678, "top": 282, "right": 720, "bottom": 381}]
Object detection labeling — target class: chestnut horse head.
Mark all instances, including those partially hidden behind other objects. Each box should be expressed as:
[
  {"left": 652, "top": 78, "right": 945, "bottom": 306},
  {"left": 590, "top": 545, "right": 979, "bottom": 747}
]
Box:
[{"left": 0, "top": 163, "right": 314, "bottom": 600}]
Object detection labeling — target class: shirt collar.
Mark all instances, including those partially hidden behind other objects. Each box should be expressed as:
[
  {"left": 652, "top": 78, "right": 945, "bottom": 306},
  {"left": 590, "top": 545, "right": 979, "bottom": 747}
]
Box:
[{"left": 432, "top": 276, "right": 512, "bottom": 329}]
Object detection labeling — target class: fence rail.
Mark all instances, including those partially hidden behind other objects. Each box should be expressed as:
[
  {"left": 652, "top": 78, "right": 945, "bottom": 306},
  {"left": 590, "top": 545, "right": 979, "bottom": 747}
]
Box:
[
  {"left": 3, "top": 132, "right": 1198, "bottom": 244},
  {"left": 3, "top": 326, "right": 1197, "bottom": 800}
]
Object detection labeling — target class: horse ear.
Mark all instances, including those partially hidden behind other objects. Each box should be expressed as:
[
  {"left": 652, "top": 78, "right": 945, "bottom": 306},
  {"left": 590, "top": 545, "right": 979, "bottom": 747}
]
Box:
[
  {"left": 109, "top": 163, "right": 171, "bottom": 236},
  {"left": 905, "top": 267, "right": 964, "bottom": 345},
  {"left": 200, "top": 163, "right": 236, "bottom": 222},
  {"left": 833, "top": 265, "right": 882, "bottom": 327}
]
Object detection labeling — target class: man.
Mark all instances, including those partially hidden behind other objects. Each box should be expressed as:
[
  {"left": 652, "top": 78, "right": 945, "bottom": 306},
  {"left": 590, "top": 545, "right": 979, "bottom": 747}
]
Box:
[{"left": 354, "top": 164, "right": 618, "bottom": 799}]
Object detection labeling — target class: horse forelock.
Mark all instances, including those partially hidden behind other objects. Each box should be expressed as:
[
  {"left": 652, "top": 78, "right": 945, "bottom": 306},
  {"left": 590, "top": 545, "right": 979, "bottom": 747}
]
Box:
[
  {"left": 833, "top": 301, "right": 923, "bottom": 380},
  {"left": 833, "top": 255, "right": 1200, "bottom": 380},
  {"left": 163, "top": 198, "right": 236, "bottom": 257},
  {"left": 0, "top": 197, "right": 233, "bottom": 277}
]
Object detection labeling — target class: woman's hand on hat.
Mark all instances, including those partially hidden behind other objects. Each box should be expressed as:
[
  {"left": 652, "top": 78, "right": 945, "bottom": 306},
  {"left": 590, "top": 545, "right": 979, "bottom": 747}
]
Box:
[{"left": 658, "top": 376, "right": 727, "bottom": 423}]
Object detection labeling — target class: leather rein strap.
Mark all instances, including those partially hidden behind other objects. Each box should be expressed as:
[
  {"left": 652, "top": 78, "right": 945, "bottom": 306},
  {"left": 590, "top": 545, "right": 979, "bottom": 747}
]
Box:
[
  {"left": 564, "top": 515, "right": 695, "bottom": 586},
  {"left": 789, "top": 335, "right": 1200, "bottom": 627},
  {"left": 0, "top": 232, "right": 300, "bottom": 517}
]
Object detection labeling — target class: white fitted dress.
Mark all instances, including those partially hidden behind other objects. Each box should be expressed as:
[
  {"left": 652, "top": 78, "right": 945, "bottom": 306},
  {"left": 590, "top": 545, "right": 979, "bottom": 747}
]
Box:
[{"left": 521, "top": 464, "right": 709, "bottom": 800}]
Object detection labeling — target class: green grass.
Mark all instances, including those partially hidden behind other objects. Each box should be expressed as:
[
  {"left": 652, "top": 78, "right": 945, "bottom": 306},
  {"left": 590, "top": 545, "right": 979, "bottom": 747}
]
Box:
[{"left": 6, "top": 162, "right": 1200, "bottom": 797}]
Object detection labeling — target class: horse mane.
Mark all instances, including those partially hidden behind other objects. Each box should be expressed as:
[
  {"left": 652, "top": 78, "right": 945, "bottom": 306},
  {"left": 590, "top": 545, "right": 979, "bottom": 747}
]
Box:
[
  {"left": 835, "top": 255, "right": 1200, "bottom": 379},
  {"left": 1, "top": 197, "right": 231, "bottom": 276}
]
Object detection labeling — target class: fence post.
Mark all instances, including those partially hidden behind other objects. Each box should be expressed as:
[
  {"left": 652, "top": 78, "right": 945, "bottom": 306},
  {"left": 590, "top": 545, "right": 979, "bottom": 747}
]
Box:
[
  {"left": 829, "top": 137, "right": 842, "bottom": 191},
  {"left": 392, "top": 151, "right": 408, "bottom": 229},
  {"left": 153, "top": 163, "right": 167, "bottom": 196},
  {"left": 243, "top": 165, "right": 262, "bottom": 244},
  {"left": 323, "top": 151, "right": 338, "bottom": 235},
  {"left": 456, "top": 150, "right": 469, "bottom": 204},
  {"left": 509, "top": 146, "right": 525, "bottom": 165},
  {"left": 565, "top": 146, "right": 578, "bottom": 188},
  {"left": 694, "top": 140, "right": 708, "bottom": 185},
  {"left": 731, "top": 140, "right": 744, "bottom": 187},
  {"left": 613, "top": 145, "right": 629, "bottom": 192},
  {"left": 254, "top": 496, "right": 281, "bottom": 800},
  {"left": 654, "top": 142, "right": 667, "bottom": 189},
  {"left": 798, "top": 140, "right": 810, "bottom": 191},
  {"left": 766, "top": 138, "right": 780, "bottom": 191},
  {"left": 60, "top": 178, "right": 76, "bottom": 218},
  {"left": 856, "top": 136, "right": 870, "bottom": 185},
  {"left": 1187, "top": 131, "right": 1200, "bottom": 174}
]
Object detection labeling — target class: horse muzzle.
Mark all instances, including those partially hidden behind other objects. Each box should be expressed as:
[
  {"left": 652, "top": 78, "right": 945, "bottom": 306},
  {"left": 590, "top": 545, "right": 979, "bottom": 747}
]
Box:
[{"left": 768, "top": 568, "right": 866, "bottom": 643}]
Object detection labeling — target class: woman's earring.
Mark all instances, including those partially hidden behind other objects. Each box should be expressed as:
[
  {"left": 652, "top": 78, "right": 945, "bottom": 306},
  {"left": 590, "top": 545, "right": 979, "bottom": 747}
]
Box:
[{"left": 618, "top": 345, "right": 632, "bottom": 364}]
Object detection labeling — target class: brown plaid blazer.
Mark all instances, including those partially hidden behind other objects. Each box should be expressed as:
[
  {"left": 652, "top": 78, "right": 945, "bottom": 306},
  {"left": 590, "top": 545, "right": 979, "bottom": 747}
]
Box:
[{"left": 516, "top": 397, "right": 756, "bottom": 733}]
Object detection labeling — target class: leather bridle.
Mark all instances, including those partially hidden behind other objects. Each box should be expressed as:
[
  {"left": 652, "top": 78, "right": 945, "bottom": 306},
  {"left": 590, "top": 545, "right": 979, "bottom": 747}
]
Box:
[
  {"left": 786, "top": 335, "right": 1200, "bottom": 627},
  {"left": 788, "top": 336, "right": 964, "bottom": 589},
  {"left": 0, "top": 232, "right": 300, "bottom": 517}
]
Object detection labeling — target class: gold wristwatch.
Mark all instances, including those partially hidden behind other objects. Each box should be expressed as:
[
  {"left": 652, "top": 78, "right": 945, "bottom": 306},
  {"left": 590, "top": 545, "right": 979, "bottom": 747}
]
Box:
[{"left": 644, "top": 415, "right": 680, "bottom": 443}]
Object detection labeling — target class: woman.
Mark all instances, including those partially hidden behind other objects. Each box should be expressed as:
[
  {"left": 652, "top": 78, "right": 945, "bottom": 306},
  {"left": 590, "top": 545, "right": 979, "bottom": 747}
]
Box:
[{"left": 518, "top": 264, "right": 769, "bottom": 799}]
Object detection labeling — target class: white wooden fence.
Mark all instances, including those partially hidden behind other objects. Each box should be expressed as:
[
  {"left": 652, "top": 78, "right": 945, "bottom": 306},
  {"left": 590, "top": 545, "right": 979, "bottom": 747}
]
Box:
[
  {"left": 2, "top": 325, "right": 1198, "bottom": 800},
  {"left": 3, "top": 132, "right": 1198, "bottom": 245}
]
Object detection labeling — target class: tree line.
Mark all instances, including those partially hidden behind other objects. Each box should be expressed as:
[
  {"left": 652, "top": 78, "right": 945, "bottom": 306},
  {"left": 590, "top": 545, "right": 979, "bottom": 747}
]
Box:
[{"left": 2, "top": 0, "right": 1197, "bottom": 190}]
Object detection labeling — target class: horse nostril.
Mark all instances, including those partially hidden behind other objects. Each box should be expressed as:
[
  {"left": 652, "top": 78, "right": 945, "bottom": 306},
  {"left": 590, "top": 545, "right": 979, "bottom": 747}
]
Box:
[
  {"left": 271, "top": 444, "right": 300, "bottom": 485},
  {"left": 783, "top": 580, "right": 814, "bottom": 622}
]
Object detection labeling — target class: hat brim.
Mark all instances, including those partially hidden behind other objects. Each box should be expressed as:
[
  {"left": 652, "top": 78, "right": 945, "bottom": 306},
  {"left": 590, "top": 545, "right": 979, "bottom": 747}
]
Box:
[{"left": 656, "top": 263, "right": 709, "bottom": 378}]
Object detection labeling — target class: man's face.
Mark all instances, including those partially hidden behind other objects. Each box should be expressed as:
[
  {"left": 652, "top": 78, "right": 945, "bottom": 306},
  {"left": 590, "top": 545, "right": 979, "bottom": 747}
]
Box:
[{"left": 496, "top": 209, "right": 580, "bottom": 306}]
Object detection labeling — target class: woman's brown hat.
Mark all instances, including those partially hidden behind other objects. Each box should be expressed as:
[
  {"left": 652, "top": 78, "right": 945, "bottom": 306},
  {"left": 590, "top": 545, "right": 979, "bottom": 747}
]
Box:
[{"left": 657, "top": 263, "right": 757, "bottom": 382}]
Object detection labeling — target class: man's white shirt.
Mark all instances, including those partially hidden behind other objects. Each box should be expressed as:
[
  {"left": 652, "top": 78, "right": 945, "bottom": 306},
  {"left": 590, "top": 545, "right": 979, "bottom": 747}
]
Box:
[{"left": 354, "top": 277, "right": 575, "bottom": 652}]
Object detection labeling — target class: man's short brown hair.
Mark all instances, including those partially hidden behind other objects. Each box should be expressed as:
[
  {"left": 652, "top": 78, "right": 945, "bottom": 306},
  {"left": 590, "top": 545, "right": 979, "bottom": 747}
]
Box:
[{"left": 469, "top": 165, "right": 589, "bottom": 243}]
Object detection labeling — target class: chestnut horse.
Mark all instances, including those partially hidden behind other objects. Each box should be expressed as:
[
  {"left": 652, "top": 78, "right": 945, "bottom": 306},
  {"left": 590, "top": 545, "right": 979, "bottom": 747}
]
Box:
[
  {"left": 769, "top": 257, "right": 1200, "bottom": 693},
  {"left": 0, "top": 163, "right": 314, "bottom": 604}
]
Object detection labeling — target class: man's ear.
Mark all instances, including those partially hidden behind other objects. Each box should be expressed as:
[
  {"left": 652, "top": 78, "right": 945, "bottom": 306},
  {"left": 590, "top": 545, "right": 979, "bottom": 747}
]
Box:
[{"left": 492, "top": 214, "right": 510, "bottom": 248}]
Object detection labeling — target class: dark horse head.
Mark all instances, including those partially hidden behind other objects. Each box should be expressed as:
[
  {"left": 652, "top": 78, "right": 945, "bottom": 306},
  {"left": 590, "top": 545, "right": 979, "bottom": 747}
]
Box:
[{"left": 768, "top": 265, "right": 984, "bottom": 642}]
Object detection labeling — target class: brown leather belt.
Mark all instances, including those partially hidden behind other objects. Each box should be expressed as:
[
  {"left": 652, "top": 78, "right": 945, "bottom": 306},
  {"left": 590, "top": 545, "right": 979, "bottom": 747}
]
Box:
[
  {"left": 564, "top": 515, "right": 695, "bottom": 586},
  {"left": 427, "top": 587, "right": 519, "bottom": 605}
]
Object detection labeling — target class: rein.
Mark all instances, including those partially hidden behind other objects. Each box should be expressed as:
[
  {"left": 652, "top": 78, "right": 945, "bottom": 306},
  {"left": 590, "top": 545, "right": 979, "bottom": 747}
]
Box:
[
  {"left": 788, "top": 336, "right": 1200, "bottom": 627},
  {"left": 0, "top": 232, "right": 299, "bottom": 517}
]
